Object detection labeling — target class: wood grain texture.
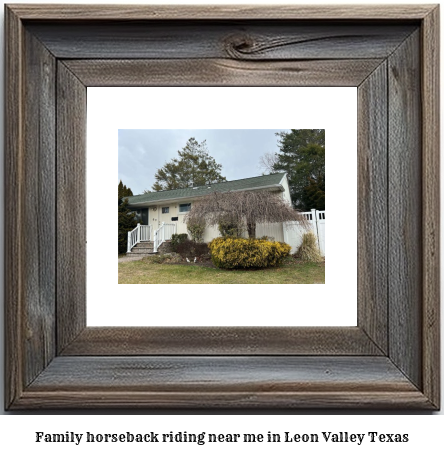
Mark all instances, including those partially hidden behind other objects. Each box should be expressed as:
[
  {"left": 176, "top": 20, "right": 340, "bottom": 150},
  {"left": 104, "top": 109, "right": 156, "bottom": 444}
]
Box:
[
  {"left": 21, "top": 28, "right": 57, "bottom": 388},
  {"left": 7, "top": 4, "right": 435, "bottom": 20},
  {"left": 4, "top": 5, "right": 440, "bottom": 410},
  {"left": 4, "top": 5, "right": 24, "bottom": 410},
  {"left": 388, "top": 30, "right": 422, "bottom": 389},
  {"left": 16, "top": 390, "right": 433, "bottom": 410},
  {"left": 56, "top": 62, "right": 87, "bottom": 353},
  {"left": 421, "top": 6, "right": 440, "bottom": 409},
  {"left": 28, "top": 356, "right": 419, "bottom": 391},
  {"left": 27, "top": 22, "right": 416, "bottom": 60},
  {"left": 61, "top": 327, "right": 382, "bottom": 356},
  {"left": 357, "top": 62, "right": 388, "bottom": 354},
  {"left": 13, "top": 356, "right": 432, "bottom": 409},
  {"left": 64, "top": 59, "right": 384, "bottom": 87}
]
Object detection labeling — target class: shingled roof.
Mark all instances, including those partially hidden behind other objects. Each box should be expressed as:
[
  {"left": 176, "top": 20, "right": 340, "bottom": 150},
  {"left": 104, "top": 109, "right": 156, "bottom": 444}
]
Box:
[{"left": 126, "top": 172, "right": 287, "bottom": 206}]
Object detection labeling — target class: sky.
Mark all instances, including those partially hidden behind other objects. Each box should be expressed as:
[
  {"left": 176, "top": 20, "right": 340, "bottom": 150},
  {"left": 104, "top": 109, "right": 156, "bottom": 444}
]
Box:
[{"left": 118, "top": 129, "right": 290, "bottom": 195}]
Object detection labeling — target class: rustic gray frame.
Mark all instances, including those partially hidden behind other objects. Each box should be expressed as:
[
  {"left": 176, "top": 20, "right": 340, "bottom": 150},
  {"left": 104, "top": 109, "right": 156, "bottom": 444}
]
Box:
[{"left": 4, "top": 4, "right": 440, "bottom": 409}]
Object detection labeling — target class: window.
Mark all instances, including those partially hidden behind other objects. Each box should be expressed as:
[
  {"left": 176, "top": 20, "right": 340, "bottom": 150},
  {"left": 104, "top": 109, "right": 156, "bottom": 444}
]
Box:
[
  {"left": 130, "top": 210, "right": 142, "bottom": 222},
  {"left": 179, "top": 203, "right": 191, "bottom": 213},
  {"left": 162, "top": 207, "right": 169, "bottom": 214}
]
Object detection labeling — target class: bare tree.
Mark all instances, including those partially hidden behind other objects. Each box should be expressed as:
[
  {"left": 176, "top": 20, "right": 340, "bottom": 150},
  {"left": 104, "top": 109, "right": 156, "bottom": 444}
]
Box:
[
  {"left": 258, "top": 152, "right": 278, "bottom": 174},
  {"left": 185, "top": 190, "right": 308, "bottom": 239}
]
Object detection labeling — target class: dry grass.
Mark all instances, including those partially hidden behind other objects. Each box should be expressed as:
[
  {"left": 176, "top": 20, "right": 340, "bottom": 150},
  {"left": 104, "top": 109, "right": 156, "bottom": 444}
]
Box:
[{"left": 295, "top": 231, "right": 323, "bottom": 263}]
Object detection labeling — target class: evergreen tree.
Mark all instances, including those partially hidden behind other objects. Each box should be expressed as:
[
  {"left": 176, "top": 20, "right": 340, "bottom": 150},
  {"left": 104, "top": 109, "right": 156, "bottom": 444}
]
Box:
[
  {"left": 272, "top": 129, "right": 325, "bottom": 211},
  {"left": 118, "top": 181, "right": 137, "bottom": 254},
  {"left": 118, "top": 179, "right": 133, "bottom": 199},
  {"left": 153, "top": 138, "right": 226, "bottom": 191},
  {"left": 301, "top": 176, "right": 325, "bottom": 211}
]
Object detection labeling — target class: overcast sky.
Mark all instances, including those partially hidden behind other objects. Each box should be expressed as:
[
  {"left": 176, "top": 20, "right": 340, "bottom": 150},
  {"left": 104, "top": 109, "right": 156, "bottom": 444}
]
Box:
[{"left": 118, "top": 129, "right": 290, "bottom": 195}]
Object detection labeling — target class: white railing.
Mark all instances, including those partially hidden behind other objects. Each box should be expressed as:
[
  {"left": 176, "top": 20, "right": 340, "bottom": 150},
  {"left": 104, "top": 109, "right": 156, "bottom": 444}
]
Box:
[
  {"left": 139, "top": 224, "right": 151, "bottom": 242},
  {"left": 153, "top": 222, "right": 177, "bottom": 253},
  {"left": 127, "top": 223, "right": 152, "bottom": 253}
]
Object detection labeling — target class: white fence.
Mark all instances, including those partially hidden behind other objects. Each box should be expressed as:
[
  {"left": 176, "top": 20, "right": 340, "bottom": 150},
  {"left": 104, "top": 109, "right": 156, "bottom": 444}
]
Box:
[
  {"left": 314, "top": 210, "right": 325, "bottom": 256},
  {"left": 284, "top": 209, "right": 325, "bottom": 256}
]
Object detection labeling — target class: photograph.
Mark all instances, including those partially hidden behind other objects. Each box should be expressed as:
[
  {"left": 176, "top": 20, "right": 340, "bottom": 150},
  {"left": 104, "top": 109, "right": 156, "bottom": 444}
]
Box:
[{"left": 118, "top": 129, "right": 325, "bottom": 284}]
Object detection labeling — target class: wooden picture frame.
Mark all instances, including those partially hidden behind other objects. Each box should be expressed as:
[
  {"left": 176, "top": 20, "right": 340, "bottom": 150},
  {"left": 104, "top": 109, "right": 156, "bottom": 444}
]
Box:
[{"left": 5, "top": 4, "right": 440, "bottom": 409}]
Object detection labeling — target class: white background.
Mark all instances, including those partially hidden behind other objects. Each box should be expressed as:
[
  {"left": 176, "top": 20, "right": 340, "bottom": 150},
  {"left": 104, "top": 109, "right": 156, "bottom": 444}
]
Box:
[
  {"left": 0, "top": 0, "right": 442, "bottom": 446},
  {"left": 87, "top": 87, "right": 357, "bottom": 326}
]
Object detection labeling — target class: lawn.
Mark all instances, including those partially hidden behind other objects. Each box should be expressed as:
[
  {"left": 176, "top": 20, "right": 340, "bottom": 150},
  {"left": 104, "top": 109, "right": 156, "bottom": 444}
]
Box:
[{"left": 118, "top": 257, "right": 325, "bottom": 284}]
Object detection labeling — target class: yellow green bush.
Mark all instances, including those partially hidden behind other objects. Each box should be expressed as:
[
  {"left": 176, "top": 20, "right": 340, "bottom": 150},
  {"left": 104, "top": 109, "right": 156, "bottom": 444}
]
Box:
[{"left": 208, "top": 237, "right": 291, "bottom": 269}]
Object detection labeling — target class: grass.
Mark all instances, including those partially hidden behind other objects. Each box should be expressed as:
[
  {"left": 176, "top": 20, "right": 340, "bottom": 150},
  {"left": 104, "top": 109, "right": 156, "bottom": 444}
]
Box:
[{"left": 118, "top": 257, "right": 325, "bottom": 284}]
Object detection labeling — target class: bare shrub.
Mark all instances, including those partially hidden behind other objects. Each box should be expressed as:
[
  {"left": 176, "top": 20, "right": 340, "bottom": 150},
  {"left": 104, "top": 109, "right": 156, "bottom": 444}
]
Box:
[
  {"left": 185, "top": 190, "right": 308, "bottom": 238},
  {"left": 186, "top": 214, "right": 206, "bottom": 242}
]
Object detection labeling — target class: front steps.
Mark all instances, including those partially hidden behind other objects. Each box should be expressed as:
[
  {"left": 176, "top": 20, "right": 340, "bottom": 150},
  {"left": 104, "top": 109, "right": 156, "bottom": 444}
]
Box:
[{"left": 126, "top": 241, "right": 156, "bottom": 258}]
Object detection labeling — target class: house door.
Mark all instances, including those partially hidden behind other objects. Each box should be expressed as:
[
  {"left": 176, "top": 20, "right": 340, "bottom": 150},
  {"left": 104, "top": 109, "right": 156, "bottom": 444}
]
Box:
[{"left": 141, "top": 208, "right": 148, "bottom": 225}]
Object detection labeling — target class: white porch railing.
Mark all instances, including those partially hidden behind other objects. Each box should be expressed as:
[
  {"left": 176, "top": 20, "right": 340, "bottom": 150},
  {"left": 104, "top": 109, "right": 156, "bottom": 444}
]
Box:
[
  {"left": 127, "top": 223, "right": 152, "bottom": 253},
  {"left": 153, "top": 222, "right": 177, "bottom": 253}
]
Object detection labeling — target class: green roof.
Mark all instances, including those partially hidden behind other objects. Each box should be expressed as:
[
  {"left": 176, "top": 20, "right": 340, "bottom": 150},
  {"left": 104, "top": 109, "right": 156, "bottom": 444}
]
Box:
[{"left": 126, "top": 173, "right": 287, "bottom": 206}]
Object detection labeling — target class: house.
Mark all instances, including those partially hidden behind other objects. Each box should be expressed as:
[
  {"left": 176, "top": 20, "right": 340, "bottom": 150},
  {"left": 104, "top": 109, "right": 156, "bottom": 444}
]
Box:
[{"left": 125, "top": 172, "right": 319, "bottom": 254}]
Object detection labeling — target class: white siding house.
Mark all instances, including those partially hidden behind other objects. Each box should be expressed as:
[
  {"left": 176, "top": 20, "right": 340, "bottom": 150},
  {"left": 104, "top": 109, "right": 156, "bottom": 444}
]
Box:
[{"left": 125, "top": 173, "right": 323, "bottom": 254}]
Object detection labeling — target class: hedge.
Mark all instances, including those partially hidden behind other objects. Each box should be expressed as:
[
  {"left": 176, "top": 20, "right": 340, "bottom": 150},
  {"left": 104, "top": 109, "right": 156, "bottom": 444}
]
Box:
[{"left": 208, "top": 237, "right": 291, "bottom": 269}]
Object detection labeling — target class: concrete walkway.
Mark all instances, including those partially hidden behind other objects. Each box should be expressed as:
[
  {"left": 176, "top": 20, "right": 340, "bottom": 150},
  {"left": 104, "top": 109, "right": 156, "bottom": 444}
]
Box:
[{"left": 118, "top": 255, "right": 146, "bottom": 263}]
